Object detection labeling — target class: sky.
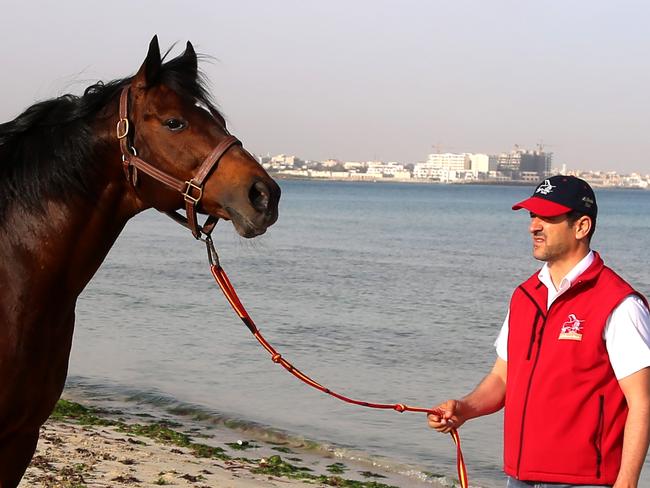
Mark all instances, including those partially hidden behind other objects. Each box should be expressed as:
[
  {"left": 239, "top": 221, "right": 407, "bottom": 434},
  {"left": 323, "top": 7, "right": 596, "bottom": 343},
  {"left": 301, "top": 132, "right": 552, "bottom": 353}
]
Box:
[{"left": 1, "top": 0, "right": 649, "bottom": 173}]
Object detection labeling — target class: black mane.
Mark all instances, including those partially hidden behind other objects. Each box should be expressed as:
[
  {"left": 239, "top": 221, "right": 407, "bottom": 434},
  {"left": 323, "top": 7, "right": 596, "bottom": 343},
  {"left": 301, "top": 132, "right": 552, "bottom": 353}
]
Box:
[{"left": 0, "top": 50, "right": 220, "bottom": 221}]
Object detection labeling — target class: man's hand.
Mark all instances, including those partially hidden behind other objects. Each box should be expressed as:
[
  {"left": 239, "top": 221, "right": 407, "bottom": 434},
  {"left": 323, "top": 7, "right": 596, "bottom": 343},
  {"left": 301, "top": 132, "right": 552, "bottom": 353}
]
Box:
[
  {"left": 427, "top": 357, "right": 507, "bottom": 435},
  {"left": 428, "top": 399, "right": 466, "bottom": 433}
]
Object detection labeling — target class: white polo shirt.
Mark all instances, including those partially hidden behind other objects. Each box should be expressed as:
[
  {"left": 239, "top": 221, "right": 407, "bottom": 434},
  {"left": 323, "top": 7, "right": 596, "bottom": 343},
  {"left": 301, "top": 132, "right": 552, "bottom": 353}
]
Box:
[{"left": 495, "top": 251, "right": 650, "bottom": 379}]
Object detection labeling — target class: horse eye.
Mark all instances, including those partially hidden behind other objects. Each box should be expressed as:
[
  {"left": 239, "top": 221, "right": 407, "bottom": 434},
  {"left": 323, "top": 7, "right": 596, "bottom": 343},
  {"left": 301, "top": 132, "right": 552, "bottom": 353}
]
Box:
[{"left": 163, "top": 118, "right": 187, "bottom": 131}]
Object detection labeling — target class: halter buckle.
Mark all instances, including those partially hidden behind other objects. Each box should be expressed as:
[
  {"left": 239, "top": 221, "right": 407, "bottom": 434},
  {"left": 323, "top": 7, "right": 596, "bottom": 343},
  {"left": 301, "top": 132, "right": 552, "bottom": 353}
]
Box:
[
  {"left": 183, "top": 180, "right": 203, "bottom": 205},
  {"left": 116, "top": 118, "right": 129, "bottom": 139}
]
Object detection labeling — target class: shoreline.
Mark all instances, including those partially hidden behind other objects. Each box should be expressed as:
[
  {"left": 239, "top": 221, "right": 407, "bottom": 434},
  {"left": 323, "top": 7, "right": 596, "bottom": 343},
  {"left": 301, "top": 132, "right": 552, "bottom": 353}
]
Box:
[
  {"left": 270, "top": 174, "right": 531, "bottom": 186},
  {"left": 269, "top": 174, "right": 650, "bottom": 189},
  {"left": 20, "top": 397, "right": 450, "bottom": 488}
]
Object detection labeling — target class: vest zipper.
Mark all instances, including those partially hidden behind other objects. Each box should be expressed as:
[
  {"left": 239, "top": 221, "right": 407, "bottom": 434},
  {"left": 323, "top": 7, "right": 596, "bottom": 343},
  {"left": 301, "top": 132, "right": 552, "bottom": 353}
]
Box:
[
  {"left": 595, "top": 394, "right": 604, "bottom": 478},
  {"left": 516, "top": 313, "right": 548, "bottom": 476},
  {"left": 526, "top": 310, "right": 541, "bottom": 360},
  {"left": 515, "top": 287, "right": 549, "bottom": 478}
]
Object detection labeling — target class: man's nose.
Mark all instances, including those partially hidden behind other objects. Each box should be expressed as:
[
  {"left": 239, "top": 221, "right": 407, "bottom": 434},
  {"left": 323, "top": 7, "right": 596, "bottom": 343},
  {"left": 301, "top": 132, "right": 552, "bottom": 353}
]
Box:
[{"left": 529, "top": 217, "right": 543, "bottom": 233}]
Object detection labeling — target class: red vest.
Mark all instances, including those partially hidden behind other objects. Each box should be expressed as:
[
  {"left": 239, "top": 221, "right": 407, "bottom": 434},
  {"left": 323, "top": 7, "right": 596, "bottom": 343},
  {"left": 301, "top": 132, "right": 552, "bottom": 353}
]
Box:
[{"left": 504, "top": 252, "right": 647, "bottom": 484}]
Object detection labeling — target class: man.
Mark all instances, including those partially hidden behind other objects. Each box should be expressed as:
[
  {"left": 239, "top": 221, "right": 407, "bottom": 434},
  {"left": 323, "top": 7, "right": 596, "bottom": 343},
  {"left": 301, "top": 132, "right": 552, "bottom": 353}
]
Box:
[{"left": 428, "top": 175, "right": 650, "bottom": 487}]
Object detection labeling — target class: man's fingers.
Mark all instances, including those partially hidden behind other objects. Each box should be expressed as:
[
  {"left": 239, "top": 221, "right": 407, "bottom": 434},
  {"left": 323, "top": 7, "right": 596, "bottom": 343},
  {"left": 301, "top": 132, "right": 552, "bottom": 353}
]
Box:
[
  {"left": 430, "top": 421, "right": 454, "bottom": 433},
  {"left": 428, "top": 414, "right": 455, "bottom": 430},
  {"left": 428, "top": 400, "right": 461, "bottom": 433},
  {"left": 429, "top": 416, "right": 453, "bottom": 425}
]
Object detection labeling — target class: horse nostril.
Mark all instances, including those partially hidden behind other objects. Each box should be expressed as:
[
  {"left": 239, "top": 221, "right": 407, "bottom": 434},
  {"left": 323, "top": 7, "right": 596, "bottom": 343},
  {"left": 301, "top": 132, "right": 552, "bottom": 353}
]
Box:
[{"left": 249, "top": 181, "right": 270, "bottom": 213}]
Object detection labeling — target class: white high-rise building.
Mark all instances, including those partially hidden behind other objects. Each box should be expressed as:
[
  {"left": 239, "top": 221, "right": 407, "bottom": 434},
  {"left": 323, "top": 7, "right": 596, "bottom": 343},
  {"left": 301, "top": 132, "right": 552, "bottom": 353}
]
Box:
[
  {"left": 414, "top": 152, "right": 470, "bottom": 180},
  {"left": 468, "top": 153, "right": 491, "bottom": 174},
  {"left": 425, "top": 153, "right": 469, "bottom": 171}
]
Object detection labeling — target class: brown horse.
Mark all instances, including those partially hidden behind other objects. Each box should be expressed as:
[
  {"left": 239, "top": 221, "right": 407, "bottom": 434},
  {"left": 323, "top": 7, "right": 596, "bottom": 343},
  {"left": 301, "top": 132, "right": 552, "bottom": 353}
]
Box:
[{"left": 0, "top": 36, "right": 280, "bottom": 487}]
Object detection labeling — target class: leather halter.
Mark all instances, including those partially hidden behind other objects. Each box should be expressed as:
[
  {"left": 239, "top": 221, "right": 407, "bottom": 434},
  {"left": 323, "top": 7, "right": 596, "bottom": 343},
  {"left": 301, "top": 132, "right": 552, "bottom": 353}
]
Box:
[{"left": 117, "top": 85, "right": 241, "bottom": 239}]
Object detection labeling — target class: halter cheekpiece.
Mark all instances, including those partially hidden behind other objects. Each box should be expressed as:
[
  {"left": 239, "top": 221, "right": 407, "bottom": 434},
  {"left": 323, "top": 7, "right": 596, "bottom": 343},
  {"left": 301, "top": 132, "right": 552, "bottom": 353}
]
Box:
[{"left": 116, "top": 85, "right": 241, "bottom": 239}]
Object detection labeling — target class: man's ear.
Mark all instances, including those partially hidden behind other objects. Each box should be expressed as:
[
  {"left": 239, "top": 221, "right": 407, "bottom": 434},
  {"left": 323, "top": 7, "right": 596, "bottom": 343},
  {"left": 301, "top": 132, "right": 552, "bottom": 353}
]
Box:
[
  {"left": 574, "top": 215, "right": 593, "bottom": 241},
  {"left": 133, "top": 35, "right": 162, "bottom": 90}
]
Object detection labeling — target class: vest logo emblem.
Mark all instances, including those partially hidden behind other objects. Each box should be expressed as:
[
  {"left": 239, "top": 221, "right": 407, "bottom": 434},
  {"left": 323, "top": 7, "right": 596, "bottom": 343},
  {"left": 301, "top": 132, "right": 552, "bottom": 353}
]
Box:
[
  {"left": 558, "top": 314, "right": 584, "bottom": 341},
  {"left": 536, "top": 179, "right": 555, "bottom": 195}
]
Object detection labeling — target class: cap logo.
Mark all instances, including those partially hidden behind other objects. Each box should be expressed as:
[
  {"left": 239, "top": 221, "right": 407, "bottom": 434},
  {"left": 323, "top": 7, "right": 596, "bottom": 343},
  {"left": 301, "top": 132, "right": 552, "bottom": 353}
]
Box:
[
  {"left": 535, "top": 179, "right": 555, "bottom": 195},
  {"left": 582, "top": 196, "right": 594, "bottom": 208}
]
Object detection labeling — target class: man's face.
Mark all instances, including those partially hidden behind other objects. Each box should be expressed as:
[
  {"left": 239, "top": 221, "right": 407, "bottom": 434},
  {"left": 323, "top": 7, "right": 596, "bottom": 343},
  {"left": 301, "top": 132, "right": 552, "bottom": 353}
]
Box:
[{"left": 528, "top": 212, "right": 578, "bottom": 263}]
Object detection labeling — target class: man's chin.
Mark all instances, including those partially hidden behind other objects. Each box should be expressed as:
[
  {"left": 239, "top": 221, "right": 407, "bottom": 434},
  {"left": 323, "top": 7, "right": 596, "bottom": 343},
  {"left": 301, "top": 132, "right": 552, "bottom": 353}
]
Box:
[{"left": 532, "top": 247, "right": 548, "bottom": 262}]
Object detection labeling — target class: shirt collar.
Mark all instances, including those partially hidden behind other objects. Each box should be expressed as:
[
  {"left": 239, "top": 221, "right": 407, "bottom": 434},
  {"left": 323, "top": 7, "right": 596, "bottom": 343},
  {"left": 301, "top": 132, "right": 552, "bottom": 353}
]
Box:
[{"left": 538, "top": 250, "right": 595, "bottom": 296}]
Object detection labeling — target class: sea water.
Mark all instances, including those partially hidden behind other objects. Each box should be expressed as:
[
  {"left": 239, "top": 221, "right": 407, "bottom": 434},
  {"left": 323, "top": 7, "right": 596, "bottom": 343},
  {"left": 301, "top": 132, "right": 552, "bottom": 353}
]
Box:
[{"left": 68, "top": 180, "right": 650, "bottom": 487}]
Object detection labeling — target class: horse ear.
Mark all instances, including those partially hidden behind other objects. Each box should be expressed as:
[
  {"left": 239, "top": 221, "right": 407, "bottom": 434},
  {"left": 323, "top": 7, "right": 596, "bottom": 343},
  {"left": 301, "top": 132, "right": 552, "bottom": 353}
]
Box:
[
  {"left": 182, "top": 41, "right": 198, "bottom": 79},
  {"left": 133, "top": 35, "right": 162, "bottom": 89}
]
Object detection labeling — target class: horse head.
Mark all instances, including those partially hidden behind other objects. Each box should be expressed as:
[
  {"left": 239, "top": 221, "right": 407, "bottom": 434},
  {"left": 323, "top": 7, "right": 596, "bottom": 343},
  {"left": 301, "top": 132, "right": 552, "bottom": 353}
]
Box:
[{"left": 120, "top": 36, "right": 280, "bottom": 238}]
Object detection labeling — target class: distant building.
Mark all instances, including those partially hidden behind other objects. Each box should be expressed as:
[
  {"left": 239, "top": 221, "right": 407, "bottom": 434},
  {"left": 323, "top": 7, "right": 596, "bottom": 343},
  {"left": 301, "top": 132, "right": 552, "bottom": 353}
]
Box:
[
  {"left": 623, "top": 173, "right": 649, "bottom": 188},
  {"left": 497, "top": 148, "right": 522, "bottom": 174},
  {"left": 426, "top": 152, "right": 470, "bottom": 171},
  {"left": 366, "top": 161, "right": 411, "bottom": 179},
  {"left": 467, "top": 153, "right": 496, "bottom": 175},
  {"left": 322, "top": 159, "right": 342, "bottom": 168},
  {"left": 365, "top": 161, "right": 385, "bottom": 171},
  {"left": 343, "top": 161, "right": 365, "bottom": 170},
  {"left": 520, "top": 171, "right": 542, "bottom": 182},
  {"left": 413, "top": 163, "right": 441, "bottom": 180},
  {"left": 267, "top": 154, "right": 304, "bottom": 168},
  {"left": 258, "top": 154, "right": 272, "bottom": 165},
  {"left": 520, "top": 150, "right": 551, "bottom": 176},
  {"left": 497, "top": 145, "right": 551, "bottom": 179},
  {"left": 415, "top": 152, "right": 469, "bottom": 180}
]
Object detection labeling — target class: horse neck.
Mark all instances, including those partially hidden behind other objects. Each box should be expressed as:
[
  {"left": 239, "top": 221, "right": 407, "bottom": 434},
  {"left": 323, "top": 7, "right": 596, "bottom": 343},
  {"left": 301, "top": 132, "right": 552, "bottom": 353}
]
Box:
[{"left": 2, "top": 131, "right": 140, "bottom": 302}]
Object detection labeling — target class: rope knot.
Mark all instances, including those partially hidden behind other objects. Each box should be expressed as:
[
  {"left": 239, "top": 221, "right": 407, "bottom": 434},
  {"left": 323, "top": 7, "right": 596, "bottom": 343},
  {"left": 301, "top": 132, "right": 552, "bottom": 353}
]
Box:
[
  {"left": 394, "top": 403, "right": 406, "bottom": 413},
  {"left": 271, "top": 354, "right": 282, "bottom": 363}
]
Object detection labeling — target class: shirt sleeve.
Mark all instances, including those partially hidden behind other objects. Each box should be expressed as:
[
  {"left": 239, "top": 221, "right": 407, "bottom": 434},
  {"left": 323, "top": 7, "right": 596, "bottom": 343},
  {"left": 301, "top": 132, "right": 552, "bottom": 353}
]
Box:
[
  {"left": 604, "top": 294, "right": 650, "bottom": 380},
  {"left": 494, "top": 311, "right": 509, "bottom": 361}
]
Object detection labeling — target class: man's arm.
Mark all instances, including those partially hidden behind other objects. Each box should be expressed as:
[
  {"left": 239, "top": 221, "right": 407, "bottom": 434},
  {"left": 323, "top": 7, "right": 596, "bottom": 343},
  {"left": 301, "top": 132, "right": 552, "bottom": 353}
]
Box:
[
  {"left": 614, "top": 366, "right": 650, "bottom": 488},
  {"left": 428, "top": 357, "right": 507, "bottom": 434}
]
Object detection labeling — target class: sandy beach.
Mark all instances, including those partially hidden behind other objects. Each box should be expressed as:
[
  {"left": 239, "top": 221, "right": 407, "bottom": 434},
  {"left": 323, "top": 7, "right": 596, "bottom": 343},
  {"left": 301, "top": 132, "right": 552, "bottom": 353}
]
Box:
[
  {"left": 19, "top": 398, "right": 439, "bottom": 488},
  {"left": 20, "top": 419, "right": 315, "bottom": 488}
]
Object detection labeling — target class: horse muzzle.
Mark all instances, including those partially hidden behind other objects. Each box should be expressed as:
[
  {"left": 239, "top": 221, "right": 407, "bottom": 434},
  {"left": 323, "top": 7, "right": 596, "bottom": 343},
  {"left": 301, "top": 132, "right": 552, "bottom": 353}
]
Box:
[{"left": 225, "top": 178, "right": 280, "bottom": 238}]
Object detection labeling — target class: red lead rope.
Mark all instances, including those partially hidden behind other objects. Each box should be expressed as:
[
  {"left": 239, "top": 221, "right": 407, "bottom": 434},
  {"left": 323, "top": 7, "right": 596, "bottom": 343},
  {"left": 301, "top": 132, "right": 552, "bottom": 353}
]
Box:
[{"left": 209, "top": 261, "right": 468, "bottom": 488}]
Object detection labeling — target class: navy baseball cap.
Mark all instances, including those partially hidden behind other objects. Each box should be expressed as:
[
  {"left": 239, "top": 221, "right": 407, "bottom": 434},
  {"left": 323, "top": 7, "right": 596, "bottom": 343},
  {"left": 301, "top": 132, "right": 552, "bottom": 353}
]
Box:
[{"left": 512, "top": 175, "right": 597, "bottom": 218}]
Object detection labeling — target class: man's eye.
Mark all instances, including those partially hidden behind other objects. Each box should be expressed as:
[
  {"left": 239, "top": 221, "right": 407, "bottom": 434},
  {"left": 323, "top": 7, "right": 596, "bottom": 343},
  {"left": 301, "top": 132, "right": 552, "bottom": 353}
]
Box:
[{"left": 163, "top": 118, "right": 187, "bottom": 131}]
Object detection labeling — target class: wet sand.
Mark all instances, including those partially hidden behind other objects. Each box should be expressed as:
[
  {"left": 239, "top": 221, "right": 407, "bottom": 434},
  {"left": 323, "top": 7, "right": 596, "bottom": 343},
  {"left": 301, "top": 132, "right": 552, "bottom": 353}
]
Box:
[
  {"left": 18, "top": 397, "right": 439, "bottom": 488},
  {"left": 20, "top": 420, "right": 317, "bottom": 487}
]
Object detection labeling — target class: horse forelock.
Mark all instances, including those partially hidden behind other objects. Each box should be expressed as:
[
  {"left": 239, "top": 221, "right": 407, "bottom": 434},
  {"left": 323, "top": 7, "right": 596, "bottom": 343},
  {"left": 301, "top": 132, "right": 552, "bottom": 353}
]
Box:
[{"left": 0, "top": 49, "right": 222, "bottom": 224}]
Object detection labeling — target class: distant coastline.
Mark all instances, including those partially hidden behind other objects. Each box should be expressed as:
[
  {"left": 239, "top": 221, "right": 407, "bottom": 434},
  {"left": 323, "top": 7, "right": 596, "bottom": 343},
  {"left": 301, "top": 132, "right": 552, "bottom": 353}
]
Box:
[
  {"left": 270, "top": 173, "right": 649, "bottom": 189},
  {"left": 261, "top": 150, "right": 649, "bottom": 190},
  {"left": 271, "top": 173, "right": 530, "bottom": 186}
]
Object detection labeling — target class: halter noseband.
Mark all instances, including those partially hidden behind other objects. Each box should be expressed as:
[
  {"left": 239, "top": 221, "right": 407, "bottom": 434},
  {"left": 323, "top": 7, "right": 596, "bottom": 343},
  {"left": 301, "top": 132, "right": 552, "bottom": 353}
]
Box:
[{"left": 117, "top": 85, "right": 241, "bottom": 239}]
